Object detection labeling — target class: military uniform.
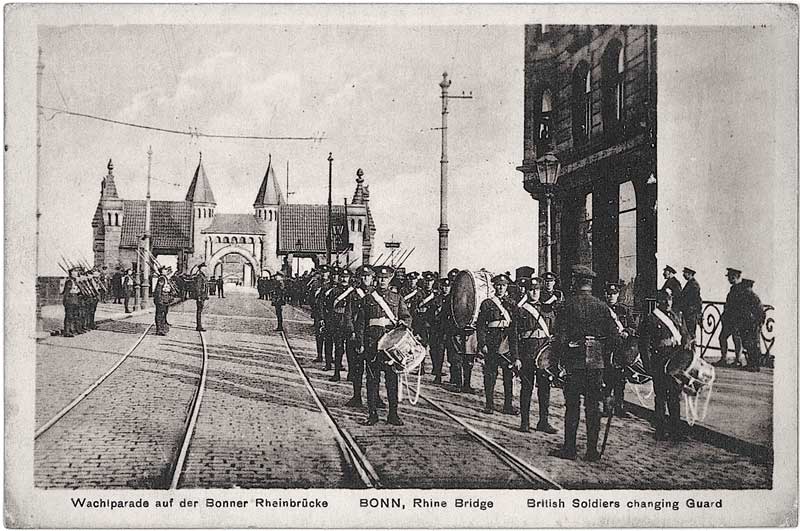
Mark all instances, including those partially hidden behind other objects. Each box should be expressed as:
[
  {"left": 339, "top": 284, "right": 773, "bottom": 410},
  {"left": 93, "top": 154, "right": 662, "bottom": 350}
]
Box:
[
  {"left": 552, "top": 265, "right": 619, "bottom": 461},
  {"left": 62, "top": 271, "right": 82, "bottom": 337},
  {"left": 427, "top": 276, "right": 450, "bottom": 384},
  {"left": 681, "top": 268, "right": 702, "bottom": 344},
  {"left": 195, "top": 266, "right": 209, "bottom": 331},
  {"left": 272, "top": 274, "right": 286, "bottom": 331},
  {"left": 603, "top": 283, "right": 636, "bottom": 417},
  {"left": 310, "top": 268, "right": 331, "bottom": 363},
  {"left": 540, "top": 272, "right": 565, "bottom": 314},
  {"left": 154, "top": 268, "right": 174, "bottom": 335},
  {"left": 345, "top": 266, "right": 374, "bottom": 405},
  {"left": 326, "top": 269, "right": 356, "bottom": 381},
  {"left": 661, "top": 266, "right": 683, "bottom": 311},
  {"left": 640, "top": 289, "right": 689, "bottom": 440},
  {"left": 515, "top": 277, "right": 557, "bottom": 433},
  {"left": 718, "top": 268, "right": 745, "bottom": 366},
  {"left": 355, "top": 266, "right": 411, "bottom": 425},
  {"left": 122, "top": 271, "right": 134, "bottom": 313},
  {"left": 476, "top": 274, "right": 519, "bottom": 414},
  {"left": 739, "top": 279, "right": 765, "bottom": 371},
  {"left": 321, "top": 269, "right": 341, "bottom": 371},
  {"left": 408, "top": 272, "right": 440, "bottom": 379}
]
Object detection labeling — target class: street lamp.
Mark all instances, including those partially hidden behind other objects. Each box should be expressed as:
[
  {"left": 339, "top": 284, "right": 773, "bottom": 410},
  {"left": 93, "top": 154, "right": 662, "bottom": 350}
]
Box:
[
  {"left": 295, "top": 239, "right": 302, "bottom": 277},
  {"left": 534, "top": 149, "right": 562, "bottom": 273}
]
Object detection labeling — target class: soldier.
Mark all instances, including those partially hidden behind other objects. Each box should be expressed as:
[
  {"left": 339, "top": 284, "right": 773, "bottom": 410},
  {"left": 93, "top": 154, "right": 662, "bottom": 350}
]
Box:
[
  {"left": 321, "top": 267, "right": 341, "bottom": 371},
  {"left": 62, "top": 267, "right": 82, "bottom": 337},
  {"left": 88, "top": 270, "right": 101, "bottom": 329},
  {"left": 739, "top": 279, "right": 765, "bottom": 372},
  {"left": 717, "top": 267, "right": 745, "bottom": 367},
  {"left": 661, "top": 265, "right": 683, "bottom": 310},
  {"left": 639, "top": 287, "right": 689, "bottom": 441},
  {"left": 515, "top": 277, "right": 557, "bottom": 434},
  {"left": 194, "top": 263, "right": 209, "bottom": 332},
  {"left": 154, "top": 266, "right": 174, "bottom": 336},
  {"left": 355, "top": 265, "right": 411, "bottom": 426},
  {"left": 602, "top": 282, "right": 636, "bottom": 418},
  {"left": 76, "top": 270, "right": 89, "bottom": 334},
  {"left": 431, "top": 277, "right": 451, "bottom": 385},
  {"left": 551, "top": 265, "right": 619, "bottom": 461},
  {"left": 272, "top": 272, "right": 286, "bottom": 331},
  {"left": 345, "top": 265, "right": 375, "bottom": 406},
  {"left": 541, "top": 272, "right": 565, "bottom": 314},
  {"left": 122, "top": 268, "right": 134, "bottom": 313},
  {"left": 410, "top": 271, "right": 440, "bottom": 381},
  {"left": 311, "top": 266, "right": 332, "bottom": 363},
  {"left": 476, "top": 273, "right": 519, "bottom": 415},
  {"left": 99, "top": 266, "right": 110, "bottom": 303},
  {"left": 111, "top": 266, "right": 123, "bottom": 304},
  {"left": 681, "top": 267, "right": 702, "bottom": 347},
  {"left": 217, "top": 275, "right": 225, "bottom": 298},
  {"left": 327, "top": 268, "right": 355, "bottom": 381}
]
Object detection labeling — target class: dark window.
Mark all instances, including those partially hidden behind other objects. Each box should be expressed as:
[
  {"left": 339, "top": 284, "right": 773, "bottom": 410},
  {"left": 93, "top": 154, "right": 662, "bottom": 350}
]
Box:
[
  {"left": 578, "top": 192, "right": 593, "bottom": 269},
  {"left": 358, "top": 219, "right": 363, "bottom": 232},
  {"left": 538, "top": 89, "right": 553, "bottom": 145},
  {"left": 571, "top": 61, "right": 591, "bottom": 145},
  {"left": 602, "top": 39, "right": 624, "bottom": 136},
  {"left": 114, "top": 213, "right": 119, "bottom": 226}
]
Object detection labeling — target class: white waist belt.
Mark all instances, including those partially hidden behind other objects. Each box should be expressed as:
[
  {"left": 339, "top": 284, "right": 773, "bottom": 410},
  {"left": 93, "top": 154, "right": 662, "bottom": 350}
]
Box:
[
  {"left": 521, "top": 330, "right": 549, "bottom": 339},
  {"left": 369, "top": 317, "right": 392, "bottom": 327},
  {"left": 487, "top": 320, "right": 510, "bottom": 328}
]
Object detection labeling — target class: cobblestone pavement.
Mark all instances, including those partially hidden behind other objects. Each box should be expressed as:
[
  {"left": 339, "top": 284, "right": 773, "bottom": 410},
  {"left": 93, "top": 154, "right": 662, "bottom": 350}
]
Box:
[
  {"left": 35, "top": 305, "right": 204, "bottom": 488},
  {"left": 280, "top": 304, "right": 771, "bottom": 490},
  {"left": 174, "top": 298, "right": 349, "bottom": 489}
]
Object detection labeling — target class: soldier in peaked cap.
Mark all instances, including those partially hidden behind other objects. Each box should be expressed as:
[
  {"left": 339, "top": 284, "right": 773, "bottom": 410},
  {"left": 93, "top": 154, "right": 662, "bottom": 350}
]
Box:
[
  {"left": 541, "top": 272, "right": 565, "bottom": 314},
  {"left": 717, "top": 267, "right": 745, "bottom": 367},
  {"left": 602, "top": 282, "right": 637, "bottom": 418},
  {"left": 326, "top": 268, "right": 355, "bottom": 381},
  {"left": 681, "top": 267, "right": 702, "bottom": 348},
  {"left": 739, "top": 278, "right": 765, "bottom": 371},
  {"left": 661, "top": 265, "right": 683, "bottom": 311},
  {"left": 447, "top": 268, "right": 460, "bottom": 282},
  {"left": 515, "top": 277, "right": 557, "bottom": 434},
  {"left": 476, "top": 273, "right": 519, "bottom": 415},
  {"left": 550, "top": 265, "right": 619, "bottom": 461},
  {"left": 61, "top": 267, "right": 82, "bottom": 337},
  {"left": 272, "top": 272, "right": 286, "bottom": 332},
  {"left": 345, "top": 265, "right": 376, "bottom": 406},
  {"left": 431, "top": 277, "right": 452, "bottom": 385},
  {"left": 311, "top": 265, "right": 333, "bottom": 363},
  {"left": 412, "top": 271, "right": 442, "bottom": 381},
  {"left": 154, "top": 266, "right": 174, "bottom": 336},
  {"left": 355, "top": 265, "right": 412, "bottom": 426},
  {"left": 320, "top": 267, "right": 342, "bottom": 371}
]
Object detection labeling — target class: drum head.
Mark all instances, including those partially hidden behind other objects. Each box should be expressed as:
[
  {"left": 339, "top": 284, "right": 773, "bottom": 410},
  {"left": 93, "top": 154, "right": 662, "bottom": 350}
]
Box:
[
  {"left": 451, "top": 270, "right": 478, "bottom": 330},
  {"left": 534, "top": 341, "right": 554, "bottom": 370},
  {"left": 377, "top": 327, "right": 407, "bottom": 351}
]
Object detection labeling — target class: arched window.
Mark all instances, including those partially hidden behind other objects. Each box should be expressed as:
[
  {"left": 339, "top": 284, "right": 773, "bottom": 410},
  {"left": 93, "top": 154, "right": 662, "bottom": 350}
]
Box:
[
  {"left": 114, "top": 213, "right": 119, "bottom": 226},
  {"left": 538, "top": 88, "right": 553, "bottom": 144},
  {"left": 268, "top": 210, "right": 273, "bottom": 222},
  {"left": 107, "top": 213, "right": 112, "bottom": 225},
  {"left": 217, "top": 236, "right": 222, "bottom": 243},
  {"left": 232, "top": 236, "right": 238, "bottom": 244},
  {"left": 602, "top": 39, "right": 624, "bottom": 135},
  {"left": 571, "top": 61, "right": 591, "bottom": 145},
  {"left": 223, "top": 237, "right": 229, "bottom": 244},
  {"left": 618, "top": 181, "right": 637, "bottom": 305},
  {"left": 358, "top": 219, "right": 363, "bottom": 232},
  {"left": 350, "top": 219, "right": 355, "bottom": 232}
]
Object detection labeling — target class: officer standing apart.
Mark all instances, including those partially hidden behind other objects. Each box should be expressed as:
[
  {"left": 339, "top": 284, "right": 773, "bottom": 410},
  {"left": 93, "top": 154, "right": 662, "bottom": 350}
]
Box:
[
  {"left": 345, "top": 265, "right": 375, "bottom": 406},
  {"left": 194, "top": 263, "right": 209, "bottom": 332},
  {"left": 62, "top": 267, "right": 82, "bottom": 337},
  {"left": 476, "top": 273, "right": 519, "bottom": 415},
  {"left": 122, "top": 268, "right": 134, "bottom": 313},
  {"left": 603, "top": 282, "right": 636, "bottom": 418},
  {"left": 739, "top": 279, "right": 765, "bottom": 371},
  {"left": 717, "top": 267, "right": 745, "bottom": 367},
  {"left": 551, "top": 265, "right": 619, "bottom": 462},
  {"left": 355, "top": 266, "right": 411, "bottom": 426},
  {"left": 661, "top": 265, "right": 683, "bottom": 310},
  {"left": 681, "top": 267, "right": 702, "bottom": 349},
  {"left": 639, "top": 287, "right": 689, "bottom": 440},
  {"left": 272, "top": 272, "right": 286, "bottom": 331},
  {"left": 154, "top": 266, "right": 174, "bottom": 336},
  {"left": 515, "top": 277, "right": 557, "bottom": 434}
]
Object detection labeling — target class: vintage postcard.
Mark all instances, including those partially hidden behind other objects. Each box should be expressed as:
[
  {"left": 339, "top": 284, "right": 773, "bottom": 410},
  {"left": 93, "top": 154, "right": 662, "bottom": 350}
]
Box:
[{"left": 4, "top": 3, "right": 798, "bottom": 528}]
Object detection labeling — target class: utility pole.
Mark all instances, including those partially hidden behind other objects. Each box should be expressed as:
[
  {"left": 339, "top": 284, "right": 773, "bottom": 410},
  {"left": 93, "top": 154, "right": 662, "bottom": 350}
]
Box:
[
  {"left": 286, "top": 160, "right": 295, "bottom": 202},
  {"left": 327, "top": 152, "right": 333, "bottom": 265},
  {"left": 438, "top": 72, "right": 472, "bottom": 277},
  {"left": 141, "top": 146, "right": 153, "bottom": 309},
  {"left": 35, "top": 48, "right": 44, "bottom": 328}
]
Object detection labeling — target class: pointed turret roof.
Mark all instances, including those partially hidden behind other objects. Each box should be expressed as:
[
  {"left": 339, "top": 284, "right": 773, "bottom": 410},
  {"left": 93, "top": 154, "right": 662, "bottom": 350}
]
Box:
[
  {"left": 254, "top": 154, "right": 284, "bottom": 207},
  {"left": 351, "top": 168, "right": 365, "bottom": 204},
  {"left": 185, "top": 153, "right": 216, "bottom": 204},
  {"left": 101, "top": 159, "right": 120, "bottom": 200}
]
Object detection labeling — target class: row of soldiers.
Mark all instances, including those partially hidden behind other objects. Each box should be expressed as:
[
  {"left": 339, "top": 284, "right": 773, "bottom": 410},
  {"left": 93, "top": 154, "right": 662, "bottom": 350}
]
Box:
[{"left": 60, "top": 266, "right": 107, "bottom": 337}]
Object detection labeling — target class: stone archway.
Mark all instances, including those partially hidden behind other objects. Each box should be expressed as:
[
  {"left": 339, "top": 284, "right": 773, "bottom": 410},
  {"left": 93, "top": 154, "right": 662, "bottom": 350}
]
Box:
[{"left": 208, "top": 245, "right": 261, "bottom": 287}]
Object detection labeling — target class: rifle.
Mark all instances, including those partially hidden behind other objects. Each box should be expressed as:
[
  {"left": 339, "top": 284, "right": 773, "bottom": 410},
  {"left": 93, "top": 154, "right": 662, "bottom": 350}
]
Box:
[
  {"left": 370, "top": 253, "right": 384, "bottom": 266},
  {"left": 397, "top": 247, "right": 415, "bottom": 269}
]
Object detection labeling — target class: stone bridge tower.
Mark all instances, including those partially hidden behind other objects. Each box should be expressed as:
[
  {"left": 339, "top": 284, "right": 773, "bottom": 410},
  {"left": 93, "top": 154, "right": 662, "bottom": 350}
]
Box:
[{"left": 253, "top": 154, "right": 284, "bottom": 273}]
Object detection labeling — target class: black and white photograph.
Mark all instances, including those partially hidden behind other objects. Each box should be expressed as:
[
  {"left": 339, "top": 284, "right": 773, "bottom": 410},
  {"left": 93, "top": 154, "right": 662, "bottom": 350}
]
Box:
[{"left": 4, "top": 4, "right": 798, "bottom": 528}]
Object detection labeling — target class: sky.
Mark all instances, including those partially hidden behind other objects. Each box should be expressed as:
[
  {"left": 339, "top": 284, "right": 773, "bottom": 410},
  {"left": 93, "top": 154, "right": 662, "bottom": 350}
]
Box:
[{"left": 37, "top": 23, "right": 794, "bottom": 305}]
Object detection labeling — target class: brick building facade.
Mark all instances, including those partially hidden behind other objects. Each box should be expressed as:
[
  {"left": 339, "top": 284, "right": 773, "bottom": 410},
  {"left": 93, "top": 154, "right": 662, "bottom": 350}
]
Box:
[{"left": 517, "top": 25, "right": 657, "bottom": 308}]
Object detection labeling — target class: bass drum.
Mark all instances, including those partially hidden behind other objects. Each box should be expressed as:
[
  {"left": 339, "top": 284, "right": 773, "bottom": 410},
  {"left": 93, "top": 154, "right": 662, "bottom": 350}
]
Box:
[{"left": 450, "top": 270, "right": 494, "bottom": 330}]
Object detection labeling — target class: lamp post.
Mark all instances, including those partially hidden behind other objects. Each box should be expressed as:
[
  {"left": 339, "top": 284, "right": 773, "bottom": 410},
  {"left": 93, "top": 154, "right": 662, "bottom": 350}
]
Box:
[
  {"left": 295, "top": 239, "right": 302, "bottom": 277},
  {"left": 326, "top": 152, "right": 333, "bottom": 265},
  {"left": 534, "top": 150, "right": 562, "bottom": 273}
]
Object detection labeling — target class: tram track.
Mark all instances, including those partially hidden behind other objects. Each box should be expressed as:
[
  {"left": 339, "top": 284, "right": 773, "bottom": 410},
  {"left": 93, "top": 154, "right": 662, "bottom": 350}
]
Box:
[{"left": 280, "top": 303, "right": 561, "bottom": 489}]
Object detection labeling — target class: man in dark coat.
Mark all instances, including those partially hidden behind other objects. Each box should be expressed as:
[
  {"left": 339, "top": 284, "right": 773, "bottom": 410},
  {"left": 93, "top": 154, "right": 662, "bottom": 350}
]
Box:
[
  {"left": 111, "top": 266, "right": 123, "bottom": 304},
  {"left": 272, "top": 272, "right": 286, "bottom": 331},
  {"left": 717, "top": 267, "right": 745, "bottom": 367},
  {"left": 681, "top": 267, "right": 702, "bottom": 347},
  {"left": 602, "top": 282, "right": 636, "bottom": 418},
  {"left": 661, "top": 265, "right": 683, "bottom": 311},
  {"left": 194, "top": 263, "right": 209, "bottom": 332},
  {"left": 551, "top": 265, "right": 619, "bottom": 461},
  {"left": 62, "top": 267, "right": 82, "bottom": 337},
  {"left": 739, "top": 279, "right": 765, "bottom": 371},
  {"left": 476, "top": 273, "right": 519, "bottom": 415},
  {"left": 217, "top": 275, "right": 225, "bottom": 298},
  {"left": 355, "top": 265, "right": 412, "bottom": 426},
  {"left": 154, "top": 266, "right": 174, "bottom": 335}
]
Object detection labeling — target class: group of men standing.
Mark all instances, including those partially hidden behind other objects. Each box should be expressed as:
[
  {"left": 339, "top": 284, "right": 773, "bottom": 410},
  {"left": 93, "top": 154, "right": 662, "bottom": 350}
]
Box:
[{"left": 60, "top": 266, "right": 106, "bottom": 337}]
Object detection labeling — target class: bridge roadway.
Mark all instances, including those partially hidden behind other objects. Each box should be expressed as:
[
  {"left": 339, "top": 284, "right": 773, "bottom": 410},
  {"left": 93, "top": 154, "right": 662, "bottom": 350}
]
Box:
[{"left": 35, "top": 292, "right": 771, "bottom": 489}]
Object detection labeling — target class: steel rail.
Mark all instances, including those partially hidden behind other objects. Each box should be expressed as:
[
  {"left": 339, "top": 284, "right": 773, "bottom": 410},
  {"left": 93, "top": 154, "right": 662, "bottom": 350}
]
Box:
[
  {"left": 280, "top": 330, "right": 381, "bottom": 488},
  {"left": 169, "top": 329, "right": 209, "bottom": 489},
  {"left": 34, "top": 323, "right": 154, "bottom": 439},
  {"left": 420, "top": 395, "right": 563, "bottom": 489}
]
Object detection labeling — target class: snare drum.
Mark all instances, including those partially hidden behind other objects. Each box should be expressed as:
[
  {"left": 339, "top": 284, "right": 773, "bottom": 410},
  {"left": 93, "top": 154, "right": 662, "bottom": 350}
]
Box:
[
  {"left": 666, "top": 348, "right": 715, "bottom": 396},
  {"left": 377, "top": 326, "right": 428, "bottom": 374},
  {"left": 534, "top": 340, "right": 566, "bottom": 388}
]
